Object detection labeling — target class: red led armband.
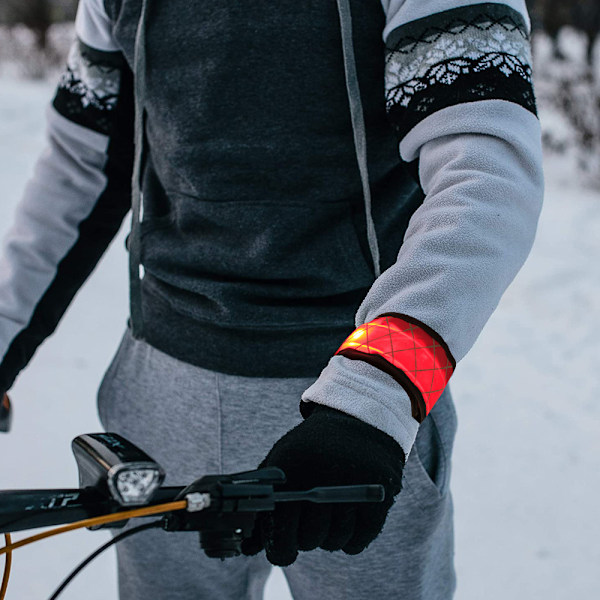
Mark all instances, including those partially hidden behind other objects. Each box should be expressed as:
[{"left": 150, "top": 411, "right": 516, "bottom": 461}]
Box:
[{"left": 334, "top": 313, "right": 456, "bottom": 422}]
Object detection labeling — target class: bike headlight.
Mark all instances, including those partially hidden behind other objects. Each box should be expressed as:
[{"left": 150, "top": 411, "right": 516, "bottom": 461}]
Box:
[{"left": 72, "top": 433, "right": 165, "bottom": 506}]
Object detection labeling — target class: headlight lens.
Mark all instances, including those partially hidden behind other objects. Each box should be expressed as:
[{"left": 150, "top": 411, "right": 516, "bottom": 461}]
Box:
[{"left": 110, "top": 467, "right": 162, "bottom": 506}]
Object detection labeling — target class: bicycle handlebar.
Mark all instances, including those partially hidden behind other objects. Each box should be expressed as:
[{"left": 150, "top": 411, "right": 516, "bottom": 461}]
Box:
[
  {"left": 0, "top": 487, "right": 182, "bottom": 534},
  {"left": 0, "top": 476, "right": 385, "bottom": 535},
  {"left": 0, "top": 433, "right": 386, "bottom": 561}
]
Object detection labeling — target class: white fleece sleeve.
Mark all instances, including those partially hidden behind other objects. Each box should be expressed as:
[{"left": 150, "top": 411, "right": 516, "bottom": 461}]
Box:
[
  {"left": 301, "top": 0, "right": 544, "bottom": 457},
  {"left": 0, "top": 0, "right": 132, "bottom": 394}
]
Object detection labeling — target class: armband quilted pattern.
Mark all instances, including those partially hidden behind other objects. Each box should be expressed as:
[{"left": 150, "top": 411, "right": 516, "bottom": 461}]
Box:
[{"left": 335, "top": 313, "right": 456, "bottom": 422}]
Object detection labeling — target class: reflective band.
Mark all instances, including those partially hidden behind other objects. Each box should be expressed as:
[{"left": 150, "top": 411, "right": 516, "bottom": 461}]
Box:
[{"left": 334, "top": 313, "right": 455, "bottom": 422}]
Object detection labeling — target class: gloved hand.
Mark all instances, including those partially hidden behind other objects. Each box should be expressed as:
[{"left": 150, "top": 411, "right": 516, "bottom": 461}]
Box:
[
  {"left": 0, "top": 393, "right": 12, "bottom": 433},
  {"left": 241, "top": 403, "right": 405, "bottom": 566}
]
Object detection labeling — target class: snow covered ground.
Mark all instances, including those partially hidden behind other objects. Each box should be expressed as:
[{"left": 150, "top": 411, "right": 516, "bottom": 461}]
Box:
[{"left": 0, "top": 73, "right": 598, "bottom": 600}]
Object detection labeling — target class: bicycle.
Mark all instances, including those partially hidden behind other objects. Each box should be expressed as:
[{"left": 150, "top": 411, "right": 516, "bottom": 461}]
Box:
[{"left": 0, "top": 425, "right": 384, "bottom": 600}]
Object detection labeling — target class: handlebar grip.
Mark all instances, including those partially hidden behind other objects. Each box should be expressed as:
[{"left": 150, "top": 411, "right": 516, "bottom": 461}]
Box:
[
  {"left": 274, "top": 484, "right": 385, "bottom": 504},
  {"left": 0, "top": 393, "right": 11, "bottom": 433}
]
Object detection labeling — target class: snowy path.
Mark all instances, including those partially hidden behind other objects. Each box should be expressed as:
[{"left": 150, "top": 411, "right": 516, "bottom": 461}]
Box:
[{"left": 0, "top": 76, "right": 598, "bottom": 599}]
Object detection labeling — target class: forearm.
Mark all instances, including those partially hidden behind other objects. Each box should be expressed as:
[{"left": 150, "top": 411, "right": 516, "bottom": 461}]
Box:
[
  {"left": 0, "top": 0, "right": 133, "bottom": 392},
  {"left": 301, "top": 0, "right": 544, "bottom": 456}
]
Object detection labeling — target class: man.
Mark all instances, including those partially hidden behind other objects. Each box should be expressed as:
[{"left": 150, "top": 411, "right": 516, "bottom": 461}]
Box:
[{"left": 0, "top": 0, "right": 543, "bottom": 598}]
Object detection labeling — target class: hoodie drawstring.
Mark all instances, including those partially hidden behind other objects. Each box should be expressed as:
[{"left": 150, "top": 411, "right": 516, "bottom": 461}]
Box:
[
  {"left": 336, "top": 0, "right": 381, "bottom": 280},
  {"left": 129, "top": 0, "right": 149, "bottom": 338}
]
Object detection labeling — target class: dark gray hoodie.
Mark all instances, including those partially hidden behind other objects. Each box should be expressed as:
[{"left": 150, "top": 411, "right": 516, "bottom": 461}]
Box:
[{"left": 0, "top": 0, "right": 543, "bottom": 456}]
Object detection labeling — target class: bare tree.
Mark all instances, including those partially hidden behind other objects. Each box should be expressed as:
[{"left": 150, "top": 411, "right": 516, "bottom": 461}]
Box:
[
  {"left": 4, "top": 0, "right": 51, "bottom": 50},
  {"left": 530, "top": 0, "right": 599, "bottom": 66},
  {"left": 539, "top": 0, "right": 575, "bottom": 60},
  {"left": 1, "top": 0, "right": 76, "bottom": 50},
  {"left": 571, "top": 0, "right": 600, "bottom": 66}
]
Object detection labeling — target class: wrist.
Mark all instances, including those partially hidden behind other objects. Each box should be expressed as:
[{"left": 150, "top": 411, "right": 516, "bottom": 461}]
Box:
[
  {"left": 0, "top": 393, "right": 12, "bottom": 433},
  {"left": 334, "top": 313, "right": 455, "bottom": 422},
  {"left": 303, "top": 401, "right": 406, "bottom": 470}
]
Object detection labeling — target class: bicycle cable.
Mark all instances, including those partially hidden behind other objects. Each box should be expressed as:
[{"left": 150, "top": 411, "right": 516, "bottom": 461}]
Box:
[
  {"left": 0, "top": 499, "right": 186, "bottom": 557},
  {"left": 0, "top": 499, "right": 186, "bottom": 599},
  {"left": 48, "top": 520, "right": 162, "bottom": 600},
  {"left": 0, "top": 534, "right": 11, "bottom": 600}
]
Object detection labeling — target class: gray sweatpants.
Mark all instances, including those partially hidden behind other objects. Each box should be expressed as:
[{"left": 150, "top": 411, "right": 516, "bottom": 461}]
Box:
[{"left": 97, "top": 327, "right": 457, "bottom": 599}]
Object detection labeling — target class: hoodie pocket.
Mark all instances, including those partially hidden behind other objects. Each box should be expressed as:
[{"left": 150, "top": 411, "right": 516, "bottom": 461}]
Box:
[
  {"left": 404, "top": 387, "right": 457, "bottom": 507},
  {"left": 97, "top": 328, "right": 131, "bottom": 430},
  {"left": 140, "top": 196, "right": 377, "bottom": 326}
]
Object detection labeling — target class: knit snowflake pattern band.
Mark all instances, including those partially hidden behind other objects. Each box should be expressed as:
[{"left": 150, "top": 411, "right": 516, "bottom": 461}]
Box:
[
  {"left": 384, "top": 2, "right": 537, "bottom": 142},
  {"left": 53, "top": 39, "right": 124, "bottom": 135},
  {"left": 335, "top": 313, "right": 456, "bottom": 422}
]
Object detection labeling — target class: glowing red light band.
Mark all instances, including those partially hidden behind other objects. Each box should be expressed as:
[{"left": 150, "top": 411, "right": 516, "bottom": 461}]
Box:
[{"left": 334, "top": 313, "right": 456, "bottom": 422}]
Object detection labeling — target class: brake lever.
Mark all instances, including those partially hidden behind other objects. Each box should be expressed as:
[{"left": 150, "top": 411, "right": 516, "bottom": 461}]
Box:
[{"left": 162, "top": 467, "right": 384, "bottom": 560}]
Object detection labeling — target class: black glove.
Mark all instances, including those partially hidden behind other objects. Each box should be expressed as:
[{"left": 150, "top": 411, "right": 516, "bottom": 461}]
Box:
[
  {"left": 241, "top": 403, "right": 405, "bottom": 566},
  {"left": 0, "top": 393, "right": 12, "bottom": 433}
]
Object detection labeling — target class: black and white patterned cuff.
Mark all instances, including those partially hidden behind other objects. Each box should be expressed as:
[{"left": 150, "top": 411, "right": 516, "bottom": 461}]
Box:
[
  {"left": 53, "top": 39, "right": 124, "bottom": 136},
  {"left": 384, "top": 2, "right": 538, "bottom": 143}
]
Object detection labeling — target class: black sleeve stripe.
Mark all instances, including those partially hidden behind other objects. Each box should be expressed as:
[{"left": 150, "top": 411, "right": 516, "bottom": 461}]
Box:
[
  {"left": 385, "top": 2, "right": 529, "bottom": 50},
  {"left": 0, "top": 67, "right": 134, "bottom": 393}
]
